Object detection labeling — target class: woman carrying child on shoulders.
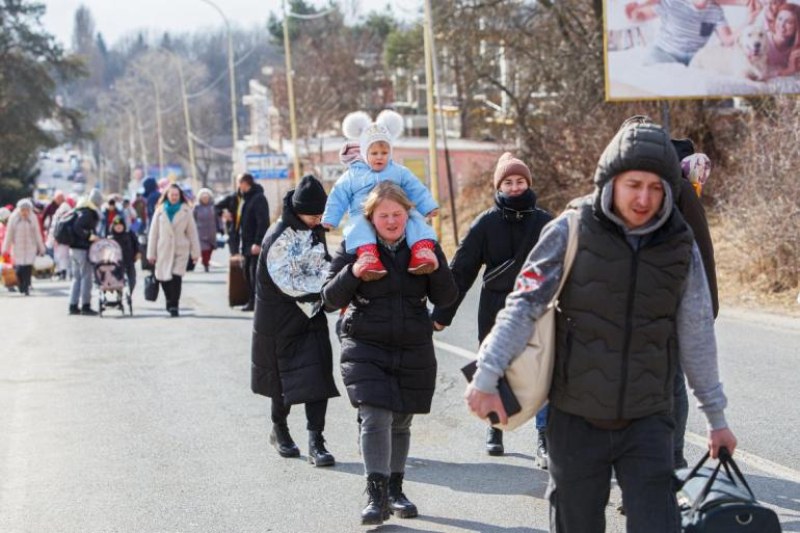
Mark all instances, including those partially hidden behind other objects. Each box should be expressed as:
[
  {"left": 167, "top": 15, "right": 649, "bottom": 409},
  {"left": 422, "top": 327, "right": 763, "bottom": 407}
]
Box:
[
  {"left": 322, "top": 110, "right": 440, "bottom": 280},
  {"left": 322, "top": 182, "right": 457, "bottom": 526}
]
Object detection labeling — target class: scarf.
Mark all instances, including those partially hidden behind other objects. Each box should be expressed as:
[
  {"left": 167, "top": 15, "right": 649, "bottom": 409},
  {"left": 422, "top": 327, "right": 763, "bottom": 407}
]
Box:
[
  {"left": 496, "top": 189, "right": 537, "bottom": 221},
  {"left": 164, "top": 200, "right": 181, "bottom": 222}
]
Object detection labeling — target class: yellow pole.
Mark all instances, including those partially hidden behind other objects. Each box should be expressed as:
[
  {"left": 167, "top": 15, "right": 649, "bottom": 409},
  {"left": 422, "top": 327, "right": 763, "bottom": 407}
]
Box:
[
  {"left": 282, "top": 0, "right": 302, "bottom": 184},
  {"left": 422, "top": 0, "right": 440, "bottom": 238}
]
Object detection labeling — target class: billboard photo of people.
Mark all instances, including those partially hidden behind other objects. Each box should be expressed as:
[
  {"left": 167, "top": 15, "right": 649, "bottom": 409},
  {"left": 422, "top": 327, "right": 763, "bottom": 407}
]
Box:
[{"left": 604, "top": 0, "right": 800, "bottom": 100}]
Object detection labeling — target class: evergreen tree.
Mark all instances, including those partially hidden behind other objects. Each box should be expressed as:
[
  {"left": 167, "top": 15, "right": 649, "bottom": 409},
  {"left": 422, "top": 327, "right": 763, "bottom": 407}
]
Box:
[{"left": 0, "top": 0, "right": 84, "bottom": 204}]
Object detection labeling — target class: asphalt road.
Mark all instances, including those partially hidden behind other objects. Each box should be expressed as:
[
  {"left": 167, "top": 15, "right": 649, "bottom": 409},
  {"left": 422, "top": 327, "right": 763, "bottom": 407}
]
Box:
[{"left": 1, "top": 255, "right": 798, "bottom": 533}]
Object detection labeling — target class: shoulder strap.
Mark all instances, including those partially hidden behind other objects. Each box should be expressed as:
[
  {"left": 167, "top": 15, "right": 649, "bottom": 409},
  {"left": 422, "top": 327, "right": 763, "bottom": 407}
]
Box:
[{"left": 550, "top": 210, "right": 579, "bottom": 305}]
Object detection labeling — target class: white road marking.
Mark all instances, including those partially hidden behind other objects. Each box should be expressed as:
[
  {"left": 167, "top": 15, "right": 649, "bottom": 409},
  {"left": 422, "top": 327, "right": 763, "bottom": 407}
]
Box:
[{"left": 434, "top": 338, "right": 800, "bottom": 484}]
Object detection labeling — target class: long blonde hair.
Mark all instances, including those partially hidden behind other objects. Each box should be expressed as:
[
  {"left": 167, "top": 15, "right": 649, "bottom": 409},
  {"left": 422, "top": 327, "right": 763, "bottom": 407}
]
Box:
[{"left": 362, "top": 181, "right": 414, "bottom": 220}]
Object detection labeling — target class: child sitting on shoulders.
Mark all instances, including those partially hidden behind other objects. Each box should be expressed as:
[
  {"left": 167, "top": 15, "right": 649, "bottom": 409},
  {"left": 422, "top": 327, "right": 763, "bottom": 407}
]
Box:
[{"left": 322, "top": 110, "right": 439, "bottom": 281}]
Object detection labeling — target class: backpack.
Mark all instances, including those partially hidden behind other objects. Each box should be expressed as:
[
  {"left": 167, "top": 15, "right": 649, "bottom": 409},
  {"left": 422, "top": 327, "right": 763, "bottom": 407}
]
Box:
[{"left": 54, "top": 209, "right": 78, "bottom": 246}]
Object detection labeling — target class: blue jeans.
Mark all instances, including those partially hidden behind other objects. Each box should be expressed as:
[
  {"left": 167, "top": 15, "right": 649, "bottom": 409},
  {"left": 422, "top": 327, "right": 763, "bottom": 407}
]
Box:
[
  {"left": 69, "top": 249, "right": 93, "bottom": 306},
  {"left": 546, "top": 406, "right": 679, "bottom": 533},
  {"left": 344, "top": 209, "right": 437, "bottom": 253}
]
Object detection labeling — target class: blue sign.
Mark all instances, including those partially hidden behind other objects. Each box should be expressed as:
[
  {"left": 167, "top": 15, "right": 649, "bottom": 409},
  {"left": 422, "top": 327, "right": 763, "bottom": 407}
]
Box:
[{"left": 245, "top": 153, "right": 289, "bottom": 179}]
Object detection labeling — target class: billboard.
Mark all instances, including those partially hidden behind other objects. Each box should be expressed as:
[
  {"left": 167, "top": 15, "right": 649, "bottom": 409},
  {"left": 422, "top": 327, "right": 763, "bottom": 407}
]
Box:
[
  {"left": 245, "top": 153, "right": 290, "bottom": 179},
  {"left": 604, "top": 0, "right": 800, "bottom": 100}
]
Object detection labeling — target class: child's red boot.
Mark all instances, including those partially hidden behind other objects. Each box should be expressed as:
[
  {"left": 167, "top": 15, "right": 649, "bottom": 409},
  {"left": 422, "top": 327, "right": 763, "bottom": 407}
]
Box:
[
  {"left": 408, "top": 240, "right": 438, "bottom": 275},
  {"left": 356, "top": 244, "right": 387, "bottom": 281}
]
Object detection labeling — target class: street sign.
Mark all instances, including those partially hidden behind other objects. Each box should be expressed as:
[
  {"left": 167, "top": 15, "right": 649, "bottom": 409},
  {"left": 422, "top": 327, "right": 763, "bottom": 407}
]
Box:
[{"left": 245, "top": 153, "right": 289, "bottom": 179}]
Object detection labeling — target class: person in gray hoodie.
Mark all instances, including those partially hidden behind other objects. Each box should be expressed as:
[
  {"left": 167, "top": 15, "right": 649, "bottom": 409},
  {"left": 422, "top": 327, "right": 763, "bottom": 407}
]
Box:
[{"left": 465, "top": 121, "right": 737, "bottom": 533}]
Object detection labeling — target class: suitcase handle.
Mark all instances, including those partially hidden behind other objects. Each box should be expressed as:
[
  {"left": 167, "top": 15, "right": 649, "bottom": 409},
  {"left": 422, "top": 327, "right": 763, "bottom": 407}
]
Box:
[{"left": 683, "top": 447, "right": 757, "bottom": 520}]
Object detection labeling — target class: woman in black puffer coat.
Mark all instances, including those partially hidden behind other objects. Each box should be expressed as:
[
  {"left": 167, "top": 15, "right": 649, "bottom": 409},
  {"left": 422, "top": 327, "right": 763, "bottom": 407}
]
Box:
[
  {"left": 322, "top": 182, "right": 457, "bottom": 526},
  {"left": 251, "top": 175, "right": 339, "bottom": 466},
  {"left": 430, "top": 152, "right": 552, "bottom": 461}
]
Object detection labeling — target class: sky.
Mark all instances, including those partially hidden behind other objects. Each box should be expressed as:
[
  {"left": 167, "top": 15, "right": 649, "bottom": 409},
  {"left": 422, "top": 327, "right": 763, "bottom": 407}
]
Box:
[{"left": 41, "top": 0, "right": 421, "bottom": 49}]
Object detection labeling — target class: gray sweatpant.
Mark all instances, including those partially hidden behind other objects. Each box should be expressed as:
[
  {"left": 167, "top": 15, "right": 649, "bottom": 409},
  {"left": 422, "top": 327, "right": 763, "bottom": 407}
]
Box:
[
  {"left": 358, "top": 405, "right": 413, "bottom": 477},
  {"left": 69, "top": 249, "right": 93, "bottom": 307}
]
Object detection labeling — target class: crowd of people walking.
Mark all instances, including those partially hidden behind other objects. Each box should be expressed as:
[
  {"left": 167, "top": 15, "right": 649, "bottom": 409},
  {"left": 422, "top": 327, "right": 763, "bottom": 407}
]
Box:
[{"left": 1, "top": 108, "right": 736, "bottom": 532}]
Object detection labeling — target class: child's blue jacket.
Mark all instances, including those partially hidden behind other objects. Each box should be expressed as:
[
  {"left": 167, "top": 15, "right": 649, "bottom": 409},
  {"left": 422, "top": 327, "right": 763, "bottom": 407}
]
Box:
[{"left": 322, "top": 160, "right": 438, "bottom": 228}]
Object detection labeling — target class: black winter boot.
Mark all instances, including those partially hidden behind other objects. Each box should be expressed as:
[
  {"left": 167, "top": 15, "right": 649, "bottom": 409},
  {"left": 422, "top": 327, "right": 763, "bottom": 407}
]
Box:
[
  {"left": 307, "top": 431, "right": 335, "bottom": 467},
  {"left": 361, "top": 473, "right": 390, "bottom": 525},
  {"left": 388, "top": 472, "right": 418, "bottom": 518},
  {"left": 536, "top": 431, "right": 549, "bottom": 470},
  {"left": 80, "top": 305, "right": 98, "bottom": 316},
  {"left": 269, "top": 424, "right": 300, "bottom": 458},
  {"left": 69, "top": 304, "right": 80, "bottom": 315},
  {"left": 486, "top": 427, "right": 504, "bottom": 456}
]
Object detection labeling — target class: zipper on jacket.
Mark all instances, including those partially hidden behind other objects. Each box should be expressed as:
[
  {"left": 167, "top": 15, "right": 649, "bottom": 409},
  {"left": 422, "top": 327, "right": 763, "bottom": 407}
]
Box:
[
  {"left": 664, "top": 338, "right": 674, "bottom": 397},
  {"left": 563, "top": 316, "right": 576, "bottom": 385},
  {"left": 617, "top": 250, "right": 639, "bottom": 420}
]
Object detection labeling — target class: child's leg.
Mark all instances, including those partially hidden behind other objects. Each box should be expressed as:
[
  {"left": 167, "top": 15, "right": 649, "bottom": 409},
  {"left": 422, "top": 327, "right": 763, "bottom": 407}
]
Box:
[
  {"left": 343, "top": 215, "right": 378, "bottom": 254},
  {"left": 345, "top": 215, "right": 386, "bottom": 281},
  {"left": 405, "top": 209, "right": 437, "bottom": 247},
  {"left": 406, "top": 210, "right": 439, "bottom": 275}
]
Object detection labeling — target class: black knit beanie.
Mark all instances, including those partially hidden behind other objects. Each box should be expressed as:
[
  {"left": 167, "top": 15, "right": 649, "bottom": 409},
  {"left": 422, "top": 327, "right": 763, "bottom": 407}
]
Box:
[{"left": 291, "top": 174, "right": 327, "bottom": 215}]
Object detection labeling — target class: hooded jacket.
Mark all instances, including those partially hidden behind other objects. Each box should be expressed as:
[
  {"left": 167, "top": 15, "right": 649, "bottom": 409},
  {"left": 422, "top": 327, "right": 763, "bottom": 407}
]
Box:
[
  {"left": 474, "top": 123, "right": 728, "bottom": 430},
  {"left": 251, "top": 191, "right": 339, "bottom": 404},
  {"left": 431, "top": 189, "right": 552, "bottom": 342}
]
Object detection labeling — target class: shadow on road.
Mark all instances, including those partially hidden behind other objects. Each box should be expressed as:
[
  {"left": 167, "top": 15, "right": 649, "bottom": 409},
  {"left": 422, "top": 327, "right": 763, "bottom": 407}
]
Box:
[
  {"left": 327, "top": 456, "right": 546, "bottom": 498},
  {"left": 403, "top": 458, "right": 547, "bottom": 497},
  {"left": 417, "top": 515, "right": 546, "bottom": 533},
  {"left": 746, "top": 472, "right": 800, "bottom": 517}
]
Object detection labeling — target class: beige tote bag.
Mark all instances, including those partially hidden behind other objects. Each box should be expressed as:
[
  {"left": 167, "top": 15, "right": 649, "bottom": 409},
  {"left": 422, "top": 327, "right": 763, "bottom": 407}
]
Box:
[{"left": 494, "top": 210, "right": 579, "bottom": 431}]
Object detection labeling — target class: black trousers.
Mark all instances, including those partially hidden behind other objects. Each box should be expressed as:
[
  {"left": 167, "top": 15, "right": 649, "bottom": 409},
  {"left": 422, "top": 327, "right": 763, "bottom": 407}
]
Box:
[
  {"left": 271, "top": 398, "right": 328, "bottom": 433},
  {"left": 161, "top": 275, "right": 182, "bottom": 310},
  {"left": 546, "top": 406, "right": 678, "bottom": 533},
  {"left": 15, "top": 265, "right": 33, "bottom": 294},
  {"left": 244, "top": 253, "right": 257, "bottom": 307}
]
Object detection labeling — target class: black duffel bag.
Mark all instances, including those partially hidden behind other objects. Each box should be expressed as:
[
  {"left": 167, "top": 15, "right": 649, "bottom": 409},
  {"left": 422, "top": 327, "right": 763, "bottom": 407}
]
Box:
[
  {"left": 676, "top": 448, "right": 781, "bottom": 533},
  {"left": 144, "top": 274, "right": 159, "bottom": 302}
]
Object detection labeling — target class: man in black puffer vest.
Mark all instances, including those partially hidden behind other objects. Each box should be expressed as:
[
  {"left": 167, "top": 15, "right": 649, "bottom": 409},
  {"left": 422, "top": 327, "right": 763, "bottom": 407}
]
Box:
[{"left": 465, "top": 122, "right": 737, "bottom": 533}]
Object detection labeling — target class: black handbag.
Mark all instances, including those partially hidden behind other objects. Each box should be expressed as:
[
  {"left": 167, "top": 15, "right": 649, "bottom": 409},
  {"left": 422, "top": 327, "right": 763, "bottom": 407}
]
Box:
[
  {"left": 676, "top": 448, "right": 781, "bottom": 533},
  {"left": 144, "top": 274, "right": 159, "bottom": 302}
]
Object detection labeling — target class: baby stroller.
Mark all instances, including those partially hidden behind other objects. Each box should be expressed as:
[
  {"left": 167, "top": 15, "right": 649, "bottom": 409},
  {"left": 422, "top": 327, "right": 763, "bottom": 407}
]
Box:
[{"left": 89, "top": 238, "right": 132, "bottom": 317}]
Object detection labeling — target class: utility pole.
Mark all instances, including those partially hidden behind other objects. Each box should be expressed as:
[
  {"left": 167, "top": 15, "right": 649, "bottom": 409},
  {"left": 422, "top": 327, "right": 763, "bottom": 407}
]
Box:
[
  {"left": 422, "top": 0, "right": 440, "bottom": 238},
  {"left": 282, "top": 0, "right": 302, "bottom": 184}
]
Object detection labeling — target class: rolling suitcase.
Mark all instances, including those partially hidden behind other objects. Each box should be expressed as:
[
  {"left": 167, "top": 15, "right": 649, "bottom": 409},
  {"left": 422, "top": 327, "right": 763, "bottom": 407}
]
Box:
[{"left": 228, "top": 254, "right": 249, "bottom": 307}]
